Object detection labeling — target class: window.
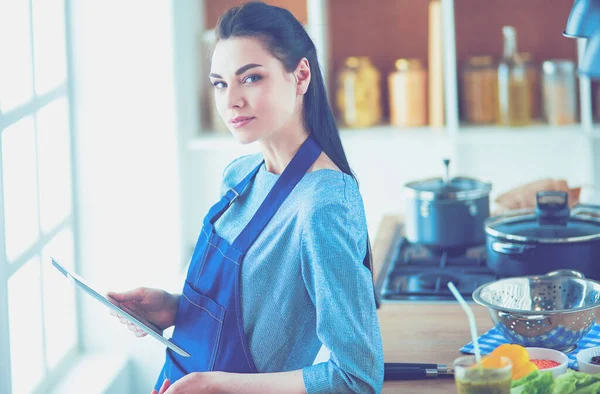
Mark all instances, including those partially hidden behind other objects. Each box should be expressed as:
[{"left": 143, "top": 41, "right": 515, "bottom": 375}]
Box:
[{"left": 0, "top": 0, "right": 80, "bottom": 393}]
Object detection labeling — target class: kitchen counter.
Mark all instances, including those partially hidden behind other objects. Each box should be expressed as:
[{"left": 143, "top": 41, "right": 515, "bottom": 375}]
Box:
[{"left": 373, "top": 215, "right": 494, "bottom": 393}]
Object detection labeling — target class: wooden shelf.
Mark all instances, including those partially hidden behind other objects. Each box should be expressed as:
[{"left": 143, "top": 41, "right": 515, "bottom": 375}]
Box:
[
  {"left": 327, "top": 0, "right": 430, "bottom": 121},
  {"left": 196, "top": 0, "right": 590, "bottom": 138},
  {"left": 187, "top": 123, "right": 594, "bottom": 151},
  {"left": 454, "top": 123, "right": 588, "bottom": 145},
  {"left": 454, "top": 0, "right": 577, "bottom": 66},
  {"left": 188, "top": 126, "right": 445, "bottom": 151}
]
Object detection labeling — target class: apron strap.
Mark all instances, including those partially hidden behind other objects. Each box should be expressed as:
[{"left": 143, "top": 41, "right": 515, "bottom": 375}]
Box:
[
  {"left": 205, "top": 161, "right": 264, "bottom": 225},
  {"left": 232, "top": 136, "right": 322, "bottom": 253}
]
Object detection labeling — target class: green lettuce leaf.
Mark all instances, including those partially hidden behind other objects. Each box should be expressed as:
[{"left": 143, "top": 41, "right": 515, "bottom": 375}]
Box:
[
  {"left": 552, "top": 370, "right": 600, "bottom": 394},
  {"left": 511, "top": 370, "right": 554, "bottom": 394}
]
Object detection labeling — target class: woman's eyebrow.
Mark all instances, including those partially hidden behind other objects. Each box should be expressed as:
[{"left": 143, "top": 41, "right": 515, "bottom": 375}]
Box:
[{"left": 209, "top": 63, "right": 263, "bottom": 79}]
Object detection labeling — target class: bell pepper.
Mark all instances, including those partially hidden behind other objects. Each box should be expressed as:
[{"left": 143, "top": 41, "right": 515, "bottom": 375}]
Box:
[{"left": 485, "top": 344, "right": 539, "bottom": 381}]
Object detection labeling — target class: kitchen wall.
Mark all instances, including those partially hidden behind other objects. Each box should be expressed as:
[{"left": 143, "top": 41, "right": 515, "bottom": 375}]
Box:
[
  {"left": 182, "top": 129, "right": 595, "bottom": 253},
  {"left": 180, "top": 0, "right": 600, "bottom": 250},
  {"left": 60, "top": 0, "right": 599, "bottom": 392}
]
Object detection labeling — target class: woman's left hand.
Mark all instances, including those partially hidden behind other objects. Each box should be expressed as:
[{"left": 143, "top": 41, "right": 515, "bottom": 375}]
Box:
[{"left": 151, "top": 372, "right": 221, "bottom": 394}]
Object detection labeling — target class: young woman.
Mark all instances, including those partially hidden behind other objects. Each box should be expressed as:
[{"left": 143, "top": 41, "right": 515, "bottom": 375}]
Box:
[{"left": 108, "top": 2, "right": 384, "bottom": 393}]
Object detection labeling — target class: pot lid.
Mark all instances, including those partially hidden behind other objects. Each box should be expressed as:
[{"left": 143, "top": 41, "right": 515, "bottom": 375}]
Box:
[
  {"left": 404, "top": 158, "right": 491, "bottom": 201},
  {"left": 485, "top": 191, "right": 600, "bottom": 243},
  {"left": 404, "top": 177, "right": 492, "bottom": 201}
]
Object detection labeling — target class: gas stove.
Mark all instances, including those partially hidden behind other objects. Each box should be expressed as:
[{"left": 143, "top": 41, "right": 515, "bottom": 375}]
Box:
[{"left": 376, "top": 229, "right": 500, "bottom": 302}]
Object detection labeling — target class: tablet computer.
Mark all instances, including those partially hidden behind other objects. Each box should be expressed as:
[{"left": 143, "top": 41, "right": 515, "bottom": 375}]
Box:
[{"left": 50, "top": 257, "right": 191, "bottom": 358}]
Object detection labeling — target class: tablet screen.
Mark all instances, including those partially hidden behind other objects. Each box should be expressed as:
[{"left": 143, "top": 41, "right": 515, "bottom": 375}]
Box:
[{"left": 50, "top": 257, "right": 190, "bottom": 357}]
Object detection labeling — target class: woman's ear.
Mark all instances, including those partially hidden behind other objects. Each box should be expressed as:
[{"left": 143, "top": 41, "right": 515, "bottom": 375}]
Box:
[{"left": 294, "top": 58, "right": 311, "bottom": 95}]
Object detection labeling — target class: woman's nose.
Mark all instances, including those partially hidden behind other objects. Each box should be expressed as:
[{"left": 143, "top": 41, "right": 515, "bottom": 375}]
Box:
[{"left": 225, "top": 86, "right": 245, "bottom": 109}]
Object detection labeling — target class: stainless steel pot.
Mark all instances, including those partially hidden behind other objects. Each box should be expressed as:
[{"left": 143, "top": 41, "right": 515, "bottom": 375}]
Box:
[
  {"left": 404, "top": 159, "right": 492, "bottom": 252},
  {"left": 485, "top": 191, "right": 600, "bottom": 278}
]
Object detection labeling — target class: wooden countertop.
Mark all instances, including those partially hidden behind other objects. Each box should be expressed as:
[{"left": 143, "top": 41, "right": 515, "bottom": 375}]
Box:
[{"left": 373, "top": 216, "right": 494, "bottom": 393}]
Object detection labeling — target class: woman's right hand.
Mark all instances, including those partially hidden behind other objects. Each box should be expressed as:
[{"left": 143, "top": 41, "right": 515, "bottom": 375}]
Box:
[{"left": 107, "top": 287, "right": 180, "bottom": 337}]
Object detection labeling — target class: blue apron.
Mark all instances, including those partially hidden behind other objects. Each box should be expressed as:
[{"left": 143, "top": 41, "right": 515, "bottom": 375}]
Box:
[{"left": 154, "top": 136, "right": 322, "bottom": 389}]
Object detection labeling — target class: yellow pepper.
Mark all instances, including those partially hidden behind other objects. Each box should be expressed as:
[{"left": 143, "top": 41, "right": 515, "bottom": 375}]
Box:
[{"left": 485, "top": 344, "right": 538, "bottom": 381}]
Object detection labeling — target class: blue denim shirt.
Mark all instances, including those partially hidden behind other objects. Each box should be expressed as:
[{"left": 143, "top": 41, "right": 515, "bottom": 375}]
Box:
[{"left": 212, "top": 154, "right": 384, "bottom": 394}]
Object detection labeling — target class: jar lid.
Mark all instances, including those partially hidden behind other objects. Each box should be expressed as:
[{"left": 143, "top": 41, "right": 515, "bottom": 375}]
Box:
[
  {"left": 358, "top": 56, "right": 373, "bottom": 65},
  {"left": 542, "top": 60, "right": 576, "bottom": 75},
  {"left": 395, "top": 58, "right": 423, "bottom": 71},
  {"left": 519, "top": 52, "right": 534, "bottom": 63},
  {"left": 467, "top": 56, "right": 494, "bottom": 67},
  {"left": 404, "top": 177, "right": 492, "bottom": 201},
  {"left": 485, "top": 192, "right": 600, "bottom": 243},
  {"left": 344, "top": 57, "right": 360, "bottom": 68}
]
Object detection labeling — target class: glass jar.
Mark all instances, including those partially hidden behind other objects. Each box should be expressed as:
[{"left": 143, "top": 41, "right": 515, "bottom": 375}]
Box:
[
  {"left": 542, "top": 60, "right": 578, "bottom": 125},
  {"left": 520, "top": 52, "right": 541, "bottom": 121},
  {"left": 388, "top": 58, "right": 427, "bottom": 127},
  {"left": 497, "top": 26, "right": 531, "bottom": 126},
  {"left": 336, "top": 56, "right": 382, "bottom": 128},
  {"left": 461, "top": 55, "right": 498, "bottom": 124}
]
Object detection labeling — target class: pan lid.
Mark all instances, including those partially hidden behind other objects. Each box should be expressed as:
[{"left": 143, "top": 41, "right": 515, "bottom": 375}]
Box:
[{"left": 485, "top": 191, "right": 600, "bottom": 243}]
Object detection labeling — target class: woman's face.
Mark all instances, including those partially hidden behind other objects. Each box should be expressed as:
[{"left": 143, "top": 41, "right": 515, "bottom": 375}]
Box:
[{"left": 210, "top": 37, "right": 300, "bottom": 144}]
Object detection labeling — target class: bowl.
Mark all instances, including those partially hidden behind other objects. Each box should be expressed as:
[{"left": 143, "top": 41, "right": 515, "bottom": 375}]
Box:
[
  {"left": 473, "top": 271, "right": 600, "bottom": 352},
  {"left": 576, "top": 346, "right": 600, "bottom": 374},
  {"left": 525, "top": 347, "right": 569, "bottom": 377}
]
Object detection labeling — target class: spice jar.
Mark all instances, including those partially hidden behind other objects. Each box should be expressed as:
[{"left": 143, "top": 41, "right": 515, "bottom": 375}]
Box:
[
  {"left": 542, "top": 60, "right": 578, "bottom": 125},
  {"left": 520, "top": 53, "right": 541, "bottom": 121},
  {"left": 388, "top": 59, "right": 427, "bottom": 127},
  {"left": 336, "top": 56, "right": 382, "bottom": 128},
  {"left": 461, "top": 56, "right": 498, "bottom": 124}
]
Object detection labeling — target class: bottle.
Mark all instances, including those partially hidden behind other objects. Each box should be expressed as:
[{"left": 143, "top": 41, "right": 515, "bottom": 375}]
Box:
[
  {"left": 388, "top": 59, "right": 427, "bottom": 127},
  {"left": 461, "top": 56, "right": 498, "bottom": 124},
  {"left": 336, "top": 57, "right": 382, "bottom": 128},
  {"left": 497, "top": 26, "right": 531, "bottom": 126}
]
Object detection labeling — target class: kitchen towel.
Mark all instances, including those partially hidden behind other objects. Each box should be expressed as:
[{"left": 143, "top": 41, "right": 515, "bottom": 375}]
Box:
[{"left": 460, "top": 324, "right": 600, "bottom": 370}]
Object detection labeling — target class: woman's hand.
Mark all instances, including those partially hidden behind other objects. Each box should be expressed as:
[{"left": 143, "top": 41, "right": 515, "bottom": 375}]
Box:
[
  {"left": 152, "top": 372, "right": 222, "bottom": 394},
  {"left": 107, "top": 287, "right": 180, "bottom": 336},
  {"left": 151, "top": 371, "right": 306, "bottom": 394},
  {"left": 152, "top": 378, "right": 171, "bottom": 394}
]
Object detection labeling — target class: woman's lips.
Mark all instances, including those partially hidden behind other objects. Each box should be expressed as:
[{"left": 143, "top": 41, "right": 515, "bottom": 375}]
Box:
[{"left": 229, "top": 117, "right": 255, "bottom": 129}]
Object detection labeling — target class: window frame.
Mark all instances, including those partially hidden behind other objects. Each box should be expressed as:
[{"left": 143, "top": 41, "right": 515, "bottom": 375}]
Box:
[{"left": 0, "top": 0, "right": 83, "bottom": 392}]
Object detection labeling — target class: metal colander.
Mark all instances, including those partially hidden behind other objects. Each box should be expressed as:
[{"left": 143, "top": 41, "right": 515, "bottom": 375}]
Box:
[{"left": 472, "top": 270, "right": 600, "bottom": 352}]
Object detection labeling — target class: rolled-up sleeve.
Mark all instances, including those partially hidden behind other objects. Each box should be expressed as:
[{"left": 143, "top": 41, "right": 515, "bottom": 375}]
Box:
[{"left": 299, "top": 185, "right": 384, "bottom": 394}]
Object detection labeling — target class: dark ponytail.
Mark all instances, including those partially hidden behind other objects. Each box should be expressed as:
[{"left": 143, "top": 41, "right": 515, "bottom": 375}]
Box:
[{"left": 216, "top": 1, "right": 380, "bottom": 308}]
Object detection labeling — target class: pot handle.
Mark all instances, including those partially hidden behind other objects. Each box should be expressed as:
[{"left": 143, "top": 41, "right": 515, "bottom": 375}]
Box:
[
  {"left": 443, "top": 158, "right": 451, "bottom": 185},
  {"left": 536, "top": 191, "right": 570, "bottom": 226},
  {"left": 491, "top": 241, "right": 534, "bottom": 255}
]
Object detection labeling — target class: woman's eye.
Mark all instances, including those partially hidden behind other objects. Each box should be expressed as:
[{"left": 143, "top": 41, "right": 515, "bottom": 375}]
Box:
[
  {"left": 212, "top": 81, "right": 226, "bottom": 89},
  {"left": 244, "top": 75, "right": 262, "bottom": 84}
]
